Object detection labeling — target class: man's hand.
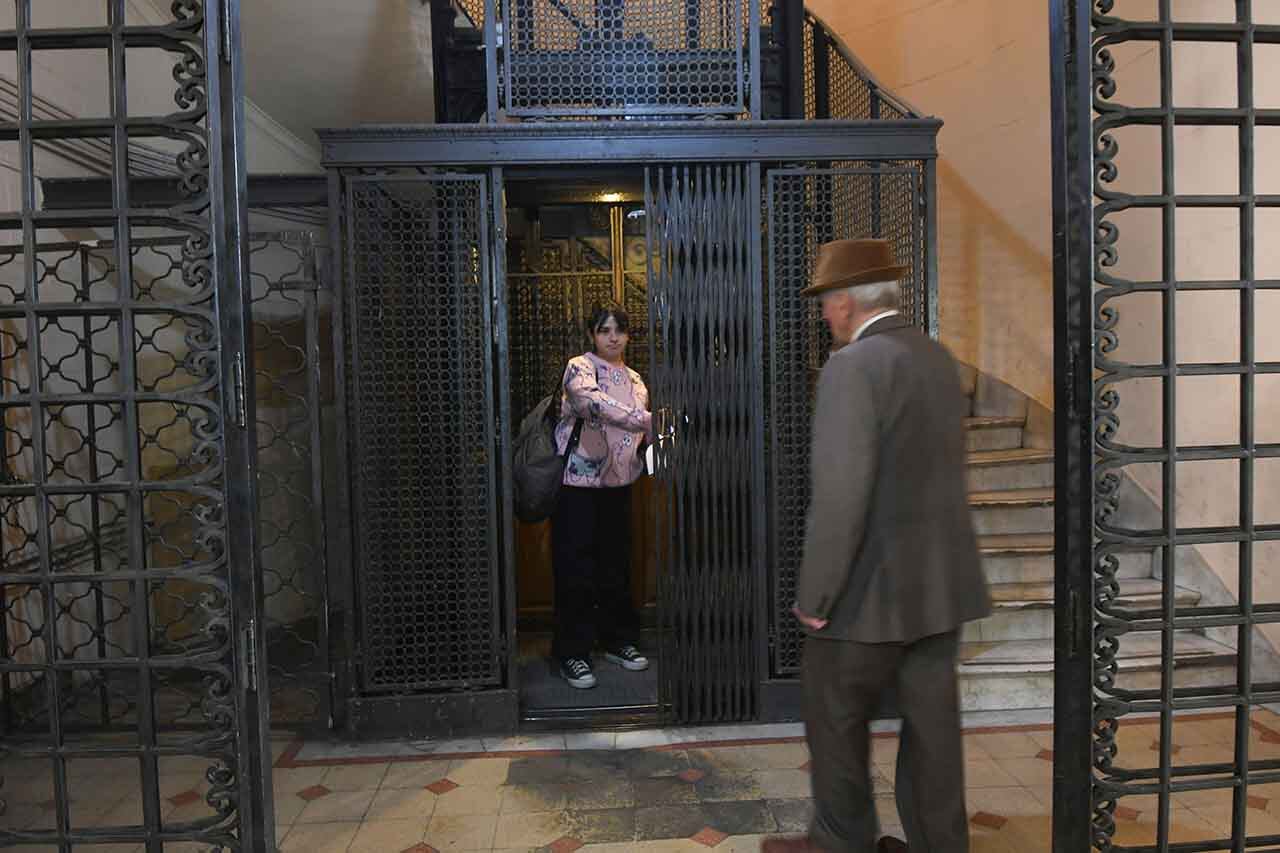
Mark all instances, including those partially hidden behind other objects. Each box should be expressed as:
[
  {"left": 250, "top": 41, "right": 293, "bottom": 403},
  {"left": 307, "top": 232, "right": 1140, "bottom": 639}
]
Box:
[{"left": 792, "top": 605, "right": 828, "bottom": 631}]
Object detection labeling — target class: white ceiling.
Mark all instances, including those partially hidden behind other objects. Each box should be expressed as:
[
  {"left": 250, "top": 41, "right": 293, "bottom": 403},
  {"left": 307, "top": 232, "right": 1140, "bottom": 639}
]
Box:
[{"left": 242, "top": 0, "right": 437, "bottom": 147}]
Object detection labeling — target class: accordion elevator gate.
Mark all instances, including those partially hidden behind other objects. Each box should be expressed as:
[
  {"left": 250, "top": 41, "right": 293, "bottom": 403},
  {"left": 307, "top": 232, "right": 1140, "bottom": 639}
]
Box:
[{"left": 506, "top": 163, "right": 764, "bottom": 727}]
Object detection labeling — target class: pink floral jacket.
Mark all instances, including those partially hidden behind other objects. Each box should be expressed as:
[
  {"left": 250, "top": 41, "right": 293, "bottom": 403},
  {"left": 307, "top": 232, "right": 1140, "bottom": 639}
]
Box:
[{"left": 556, "top": 352, "right": 652, "bottom": 488}]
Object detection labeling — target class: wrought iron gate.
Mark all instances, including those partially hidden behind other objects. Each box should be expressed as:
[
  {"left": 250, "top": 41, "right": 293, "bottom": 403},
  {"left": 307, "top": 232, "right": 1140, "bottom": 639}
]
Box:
[
  {"left": 647, "top": 163, "right": 765, "bottom": 723},
  {"left": 1053, "top": 0, "right": 1280, "bottom": 850},
  {"left": 765, "top": 163, "right": 930, "bottom": 679},
  {"left": 342, "top": 173, "right": 504, "bottom": 697},
  {"left": 0, "top": 1, "right": 274, "bottom": 850}
]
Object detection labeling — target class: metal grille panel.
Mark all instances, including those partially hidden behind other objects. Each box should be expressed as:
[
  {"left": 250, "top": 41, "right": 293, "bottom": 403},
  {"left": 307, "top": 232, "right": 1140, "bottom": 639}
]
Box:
[
  {"left": 0, "top": 1, "right": 268, "bottom": 848},
  {"left": 1084, "top": 2, "right": 1280, "bottom": 850},
  {"left": 346, "top": 174, "right": 501, "bottom": 693},
  {"left": 648, "top": 164, "right": 760, "bottom": 723},
  {"left": 500, "top": 0, "right": 747, "bottom": 117},
  {"left": 249, "top": 232, "right": 331, "bottom": 727},
  {"left": 766, "top": 165, "right": 925, "bottom": 675}
]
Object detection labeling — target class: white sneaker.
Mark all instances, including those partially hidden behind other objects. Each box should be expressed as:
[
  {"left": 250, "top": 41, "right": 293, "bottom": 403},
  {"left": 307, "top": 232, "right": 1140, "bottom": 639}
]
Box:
[
  {"left": 560, "top": 657, "right": 597, "bottom": 689},
  {"left": 605, "top": 645, "right": 650, "bottom": 672}
]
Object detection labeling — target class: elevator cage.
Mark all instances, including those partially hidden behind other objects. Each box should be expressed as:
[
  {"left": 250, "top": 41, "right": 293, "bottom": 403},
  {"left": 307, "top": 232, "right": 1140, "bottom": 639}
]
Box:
[{"left": 321, "top": 0, "right": 941, "bottom": 731}]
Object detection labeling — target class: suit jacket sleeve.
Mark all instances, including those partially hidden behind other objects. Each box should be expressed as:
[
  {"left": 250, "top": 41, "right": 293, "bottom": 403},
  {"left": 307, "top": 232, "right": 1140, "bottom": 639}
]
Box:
[{"left": 795, "top": 352, "right": 878, "bottom": 621}]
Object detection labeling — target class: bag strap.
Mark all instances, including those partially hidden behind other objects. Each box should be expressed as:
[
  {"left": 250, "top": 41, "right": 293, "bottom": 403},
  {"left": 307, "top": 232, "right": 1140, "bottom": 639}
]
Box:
[
  {"left": 563, "top": 417, "right": 585, "bottom": 460},
  {"left": 553, "top": 378, "right": 586, "bottom": 461}
]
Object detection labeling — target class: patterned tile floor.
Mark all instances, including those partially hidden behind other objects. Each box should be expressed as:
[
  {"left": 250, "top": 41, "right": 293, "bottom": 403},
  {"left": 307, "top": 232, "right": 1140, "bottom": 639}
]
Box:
[{"left": 9, "top": 710, "right": 1280, "bottom": 851}]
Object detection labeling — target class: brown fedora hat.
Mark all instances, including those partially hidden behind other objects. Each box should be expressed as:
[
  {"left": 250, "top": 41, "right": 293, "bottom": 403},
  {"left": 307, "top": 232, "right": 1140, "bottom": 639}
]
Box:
[{"left": 801, "top": 238, "right": 907, "bottom": 298}]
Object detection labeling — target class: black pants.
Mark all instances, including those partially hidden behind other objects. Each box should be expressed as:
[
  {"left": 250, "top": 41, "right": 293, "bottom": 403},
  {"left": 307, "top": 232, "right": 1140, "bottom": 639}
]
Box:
[
  {"left": 550, "top": 485, "right": 640, "bottom": 660},
  {"left": 803, "top": 631, "right": 968, "bottom": 853}
]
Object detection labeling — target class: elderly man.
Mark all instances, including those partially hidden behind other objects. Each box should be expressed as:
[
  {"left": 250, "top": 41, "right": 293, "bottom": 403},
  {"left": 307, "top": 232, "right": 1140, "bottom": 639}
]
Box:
[{"left": 763, "top": 239, "right": 991, "bottom": 853}]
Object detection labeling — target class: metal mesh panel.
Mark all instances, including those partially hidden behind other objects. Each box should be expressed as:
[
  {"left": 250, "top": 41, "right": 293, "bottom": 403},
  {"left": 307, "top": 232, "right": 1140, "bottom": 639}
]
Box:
[
  {"left": 0, "top": 3, "right": 261, "bottom": 847},
  {"left": 248, "top": 232, "right": 331, "bottom": 727},
  {"left": 459, "top": 0, "right": 486, "bottom": 27},
  {"left": 827, "top": 41, "right": 872, "bottom": 120},
  {"left": 649, "top": 164, "right": 759, "bottom": 723},
  {"left": 501, "top": 0, "right": 747, "bottom": 116},
  {"left": 346, "top": 174, "right": 501, "bottom": 693},
  {"left": 802, "top": 12, "right": 815, "bottom": 119},
  {"left": 766, "top": 164, "right": 925, "bottom": 676},
  {"left": 803, "top": 13, "right": 914, "bottom": 122}
]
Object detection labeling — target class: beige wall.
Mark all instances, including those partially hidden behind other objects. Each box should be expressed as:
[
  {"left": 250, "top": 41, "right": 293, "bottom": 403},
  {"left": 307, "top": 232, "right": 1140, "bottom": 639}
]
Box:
[{"left": 807, "top": 0, "right": 1054, "bottom": 407}]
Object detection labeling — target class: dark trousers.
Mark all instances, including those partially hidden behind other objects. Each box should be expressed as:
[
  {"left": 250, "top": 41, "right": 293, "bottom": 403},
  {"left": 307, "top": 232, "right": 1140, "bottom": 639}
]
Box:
[
  {"left": 803, "top": 631, "right": 968, "bottom": 853},
  {"left": 550, "top": 485, "right": 640, "bottom": 660}
]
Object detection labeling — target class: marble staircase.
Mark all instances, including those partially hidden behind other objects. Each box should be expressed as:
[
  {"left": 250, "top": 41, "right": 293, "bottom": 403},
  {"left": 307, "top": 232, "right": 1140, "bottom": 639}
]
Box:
[{"left": 954, "top": 368, "right": 1236, "bottom": 711}]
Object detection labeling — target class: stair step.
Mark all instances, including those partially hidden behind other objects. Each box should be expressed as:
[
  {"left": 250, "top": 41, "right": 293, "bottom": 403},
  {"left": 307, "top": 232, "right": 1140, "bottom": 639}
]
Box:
[
  {"left": 964, "top": 416, "right": 1026, "bottom": 452},
  {"left": 979, "top": 533, "right": 1054, "bottom": 556},
  {"left": 987, "top": 578, "right": 1199, "bottom": 609},
  {"left": 970, "top": 488, "right": 1054, "bottom": 508},
  {"left": 979, "top": 538, "right": 1155, "bottom": 584},
  {"left": 970, "top": 488, "right": 1054, "bottom": 535},
  {"left": 958, "top": 633, "right": 1236, "bottom": 711},
  {"left": 965, "top": 416, "right": 1026, "bottom": 431},
  {"left": 963, "top": 579, "right": 1200, "bottom": 643},
  {"left": 968, "top": 448, "right": 1054, "bottom": 491}
]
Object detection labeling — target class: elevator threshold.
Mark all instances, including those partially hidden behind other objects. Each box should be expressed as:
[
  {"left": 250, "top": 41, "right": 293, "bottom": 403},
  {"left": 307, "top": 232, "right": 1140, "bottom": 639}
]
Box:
[{"left": 520, "top": 703, "right": 662, "bottom": 732}]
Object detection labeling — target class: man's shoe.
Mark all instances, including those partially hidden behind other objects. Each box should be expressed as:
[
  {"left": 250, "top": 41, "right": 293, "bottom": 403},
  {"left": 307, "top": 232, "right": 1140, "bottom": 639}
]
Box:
[
  {"left": 760, "top": 836, "right": 827, "bottom": 852},
  {"left": 605, "top": 644, "right": 650, "bottom": 671},
  {"left": 877, "top": 837, "right": 909, "bottom": 853},
  {"left": 560, "top": 657, "right": 597, "bottom": 689}
]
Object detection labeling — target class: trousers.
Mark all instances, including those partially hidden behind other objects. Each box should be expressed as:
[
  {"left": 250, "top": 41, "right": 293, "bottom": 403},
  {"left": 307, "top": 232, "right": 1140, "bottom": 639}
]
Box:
[
  {"left": 803, "top": 630, "right": 969, "bottom": 853},
  {"left": 550, "top": 485, "right": 640, "bottom": 660}
]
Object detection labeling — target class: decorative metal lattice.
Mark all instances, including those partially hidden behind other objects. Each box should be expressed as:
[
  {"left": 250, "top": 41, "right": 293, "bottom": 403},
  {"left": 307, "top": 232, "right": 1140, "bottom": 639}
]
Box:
[
  {"left": 499, "top": 0, "right": 749, "bottom": 117},
  {"left": 0, "top": 2, "right": 267, "bottom": 849},
  {"left": 345, "top": 174, "right": 502, "bottom": 693},
  {"left": 648, "top": 164, "right": 761, "bottom": 723},
  {"left": 1086, "top": 2, "right": 1280, "bottom": 850},
  {"left": 766, "top": 164, "right": 926, "bottom": 675},
  {"left": 248, "top": 232, "right": 331, "bottom": 728}
]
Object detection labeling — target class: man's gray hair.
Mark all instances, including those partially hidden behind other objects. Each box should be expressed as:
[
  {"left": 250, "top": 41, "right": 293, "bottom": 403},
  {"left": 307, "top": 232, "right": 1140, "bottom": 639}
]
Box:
[{"left": 836, "top": 280, "right": 901, "bottom": 312}]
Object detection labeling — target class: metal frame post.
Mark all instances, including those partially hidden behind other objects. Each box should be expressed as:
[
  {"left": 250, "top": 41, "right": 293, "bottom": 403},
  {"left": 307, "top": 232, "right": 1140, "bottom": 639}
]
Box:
[{"left": 1049, "top": 0, "right": 1094, "bottom": 850}]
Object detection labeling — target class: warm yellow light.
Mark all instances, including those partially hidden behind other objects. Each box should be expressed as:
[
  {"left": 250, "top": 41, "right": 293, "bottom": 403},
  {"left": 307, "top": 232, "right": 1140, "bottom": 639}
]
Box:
[{"left": 600, "top": 192, "right": 623, "bottom": 203}]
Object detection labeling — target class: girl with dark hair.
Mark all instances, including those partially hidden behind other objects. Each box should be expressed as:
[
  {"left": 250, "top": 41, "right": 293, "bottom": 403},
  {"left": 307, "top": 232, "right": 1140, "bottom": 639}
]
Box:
[{"left": 552, "top": 302, "right": 652, "bottom": 689}]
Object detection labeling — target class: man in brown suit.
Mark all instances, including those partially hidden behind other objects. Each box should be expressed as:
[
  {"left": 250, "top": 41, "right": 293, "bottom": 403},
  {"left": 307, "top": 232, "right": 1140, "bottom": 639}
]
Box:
[{"left": 763, "top": 239, "right": 991, "bottom": 853}]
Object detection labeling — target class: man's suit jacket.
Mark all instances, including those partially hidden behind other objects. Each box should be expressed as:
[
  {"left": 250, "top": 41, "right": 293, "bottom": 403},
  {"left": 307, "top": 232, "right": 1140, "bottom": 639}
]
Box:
[{"left": 795, "top": 314, "right": 991, "bottom": 643}]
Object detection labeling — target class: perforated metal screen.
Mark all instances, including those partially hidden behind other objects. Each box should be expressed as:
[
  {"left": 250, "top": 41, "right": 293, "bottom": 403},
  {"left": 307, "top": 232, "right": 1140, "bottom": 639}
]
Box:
[
  {"left": 500, "top": 0, "right": 748, "bottom": 117},
  {"left": 345, "top": 174, "right": 502, "bottom": 694},
  {"left": 766, "top": 164, "right": 926, "bottom": 676}
]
